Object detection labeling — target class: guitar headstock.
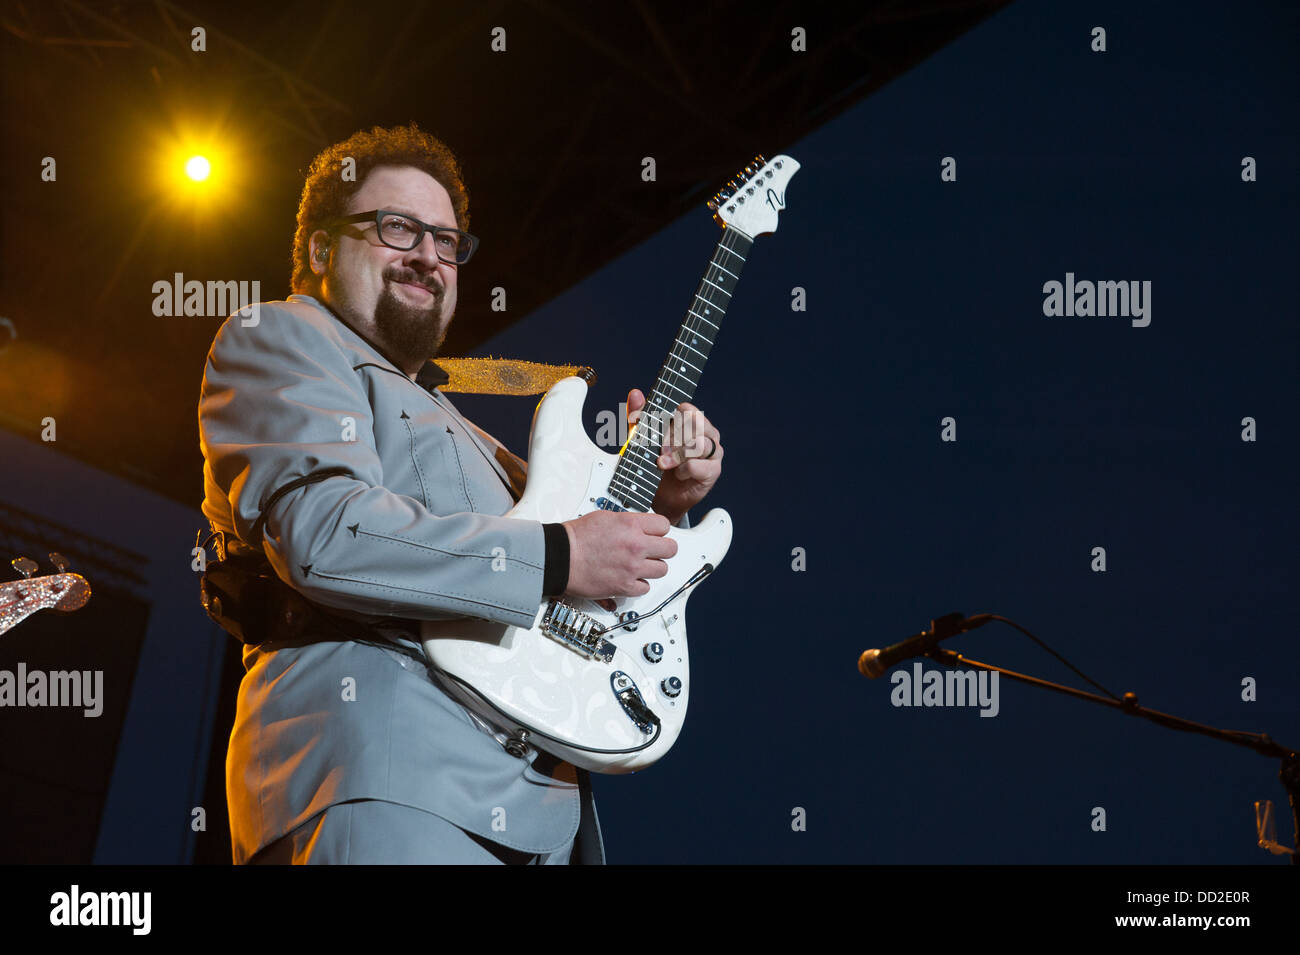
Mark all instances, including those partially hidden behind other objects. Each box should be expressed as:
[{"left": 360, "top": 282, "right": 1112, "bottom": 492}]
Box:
[
  {"left": 707, "top": 154, "right": 800, "bottom": 238},
  {"left": 0, "top": 553, "right": 92, "bottom": 636}
]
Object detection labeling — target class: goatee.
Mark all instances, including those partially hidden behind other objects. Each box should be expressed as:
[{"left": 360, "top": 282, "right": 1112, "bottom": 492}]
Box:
[{"left": 374, "top": 279, "right": 448, "bottom": 366}]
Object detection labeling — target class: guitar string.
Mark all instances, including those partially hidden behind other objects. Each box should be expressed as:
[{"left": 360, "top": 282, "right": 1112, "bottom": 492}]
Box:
[
  {"left": 612, "top": 228, "right": 743, "bottom": 498},
  {"left": 609, "top": 227, "right": 750, "bottom": 510}
]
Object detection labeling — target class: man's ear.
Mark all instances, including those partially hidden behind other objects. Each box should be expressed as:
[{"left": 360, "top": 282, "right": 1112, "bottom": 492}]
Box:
[{"left": 308, "top": 230, "right": 331, "bottom": 277}]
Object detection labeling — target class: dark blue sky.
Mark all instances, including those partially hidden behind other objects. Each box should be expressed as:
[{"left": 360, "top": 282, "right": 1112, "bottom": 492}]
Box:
[{"left": 449, "top": 0, "right": 1300, "bottom": 863}]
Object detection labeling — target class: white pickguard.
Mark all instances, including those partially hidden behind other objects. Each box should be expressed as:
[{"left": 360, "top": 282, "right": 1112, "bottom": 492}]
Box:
[{"left": 421, "top": 376, "right": 731, "bottom": 773}]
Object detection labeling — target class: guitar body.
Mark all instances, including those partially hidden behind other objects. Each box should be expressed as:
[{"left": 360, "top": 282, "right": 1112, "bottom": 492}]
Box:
[{"left": 422, "top": 376, "right": 732, "bottom": 773}]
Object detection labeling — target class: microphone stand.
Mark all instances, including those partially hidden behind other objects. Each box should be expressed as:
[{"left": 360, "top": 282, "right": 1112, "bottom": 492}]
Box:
[{"left": 922, "top": 646, "right": 1300, "bottom": 863}]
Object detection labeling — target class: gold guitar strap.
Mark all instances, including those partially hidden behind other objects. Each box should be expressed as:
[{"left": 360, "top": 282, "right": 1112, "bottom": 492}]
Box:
[{"left": 422, "top": 357, "right": 597, "bottom": 395}]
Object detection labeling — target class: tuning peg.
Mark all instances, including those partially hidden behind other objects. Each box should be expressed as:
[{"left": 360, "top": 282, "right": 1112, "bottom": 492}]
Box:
[
  {"left": 49, "top": 553, "right": 70, "bottom": 572},
  {"left": 11, "top": 556, "right": 38, "bottom": 578},
  {"left": 755, "top": 153, "right": 767, "bottom": 165}
]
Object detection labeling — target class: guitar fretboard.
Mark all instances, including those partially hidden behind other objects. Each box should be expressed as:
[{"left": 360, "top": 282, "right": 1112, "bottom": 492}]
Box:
[{"left": 607, "top": 226, "right": 754, "bottom": 512}]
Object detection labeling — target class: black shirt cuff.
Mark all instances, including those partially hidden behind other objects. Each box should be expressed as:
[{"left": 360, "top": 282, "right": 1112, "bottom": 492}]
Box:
[{"left": 542, "top": 522, "right": 570, "bottom": 596}]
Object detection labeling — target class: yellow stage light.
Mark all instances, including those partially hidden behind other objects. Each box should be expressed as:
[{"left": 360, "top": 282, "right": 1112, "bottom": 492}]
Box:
[
  {"left": 185, "top": 155, "right": 211, "bottom": 182},
  {"left": 147, "top": 119, "right": 246, "bottom": 216}
]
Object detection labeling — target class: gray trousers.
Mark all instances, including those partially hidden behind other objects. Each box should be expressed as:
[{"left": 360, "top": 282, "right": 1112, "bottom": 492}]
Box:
[{"left": 250, "top": 798, "right": 576, "bottom": 865}]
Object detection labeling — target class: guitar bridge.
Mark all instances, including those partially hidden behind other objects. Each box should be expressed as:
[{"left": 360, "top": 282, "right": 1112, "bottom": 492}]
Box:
[{"left": 541, "top": 601, "right": 616, "bottom": 662}]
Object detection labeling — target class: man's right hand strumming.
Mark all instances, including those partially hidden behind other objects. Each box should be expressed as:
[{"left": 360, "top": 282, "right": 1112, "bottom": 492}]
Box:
[{"left": 562, "top": 511, "right": 678, "bottom": 599}]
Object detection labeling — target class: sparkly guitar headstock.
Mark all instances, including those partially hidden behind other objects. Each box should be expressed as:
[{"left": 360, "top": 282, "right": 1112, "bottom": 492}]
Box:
[{"left": 0, "top": 553, "right": 92, "bottom": 635}]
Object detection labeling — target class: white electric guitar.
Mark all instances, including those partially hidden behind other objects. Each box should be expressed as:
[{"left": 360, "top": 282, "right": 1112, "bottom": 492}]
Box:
[{"left": 422, "top": 154, "right": 799, "bottom": 773}]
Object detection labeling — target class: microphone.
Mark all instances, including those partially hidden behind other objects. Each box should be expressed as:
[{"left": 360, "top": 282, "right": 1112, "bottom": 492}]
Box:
[{"left": 858, "top": 612, "right": 992, "bottom": 678}]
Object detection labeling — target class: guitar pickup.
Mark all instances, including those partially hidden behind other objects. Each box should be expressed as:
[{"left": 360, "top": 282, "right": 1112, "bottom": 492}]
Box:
[{"left": 541, "top": 601, "right": 616, "bottom": 662}]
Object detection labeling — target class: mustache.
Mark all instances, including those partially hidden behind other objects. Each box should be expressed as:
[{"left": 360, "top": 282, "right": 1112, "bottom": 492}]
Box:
[{"left": 386, "top": 268, "right": 441, "bottom": 291}]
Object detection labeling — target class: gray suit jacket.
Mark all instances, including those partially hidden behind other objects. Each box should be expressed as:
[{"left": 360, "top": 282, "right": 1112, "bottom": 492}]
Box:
[{"left": 199, "top": 294, "right": 598, "bottom": 862}]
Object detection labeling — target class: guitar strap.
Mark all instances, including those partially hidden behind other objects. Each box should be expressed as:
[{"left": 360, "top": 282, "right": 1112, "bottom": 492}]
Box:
[
  {"left": 249, "top": 467, "right": 353, "bottom": 545},
  {"left": 431, "top": 357, "right": 596, "bottom": 395}
]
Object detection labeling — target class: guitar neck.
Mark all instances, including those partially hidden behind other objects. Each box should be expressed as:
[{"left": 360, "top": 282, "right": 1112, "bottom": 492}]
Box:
[{"left": 608, "top": 226, "right": 754, "bottom": 512}]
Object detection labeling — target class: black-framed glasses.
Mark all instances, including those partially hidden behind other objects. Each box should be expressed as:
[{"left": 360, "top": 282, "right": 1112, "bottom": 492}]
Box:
[{"left": 327, "top": 209, "right": 479, "bottom": 264}]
